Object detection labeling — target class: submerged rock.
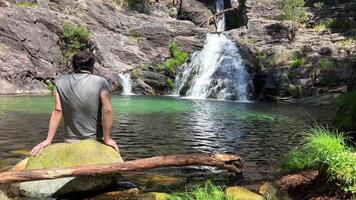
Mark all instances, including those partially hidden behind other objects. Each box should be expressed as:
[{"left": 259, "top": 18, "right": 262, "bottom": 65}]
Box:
[
  {"left": 93, "top": 188, "right": 139, "bottom": 200},
  {"left": 225, "top": 186, "right": 263, "bottom": 200},
  {"left": 16, "top": 140, "right": 123, "bottom": 198}
]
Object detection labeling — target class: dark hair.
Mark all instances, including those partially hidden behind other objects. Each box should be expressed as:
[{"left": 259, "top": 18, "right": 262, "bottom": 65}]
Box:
[{"left": 72, "top": 51, "right": 96, "bottom": 72}]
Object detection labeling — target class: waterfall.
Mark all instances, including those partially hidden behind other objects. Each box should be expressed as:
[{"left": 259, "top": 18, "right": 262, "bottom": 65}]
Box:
[
  {"left": 119, "top": 73, "right": 133, "bottom": 95},
  {"left": 215, "top": 0, "right": 225, "bottom": 32},
  {"left": 174, "top": 33, "right": 252, "bottom": 101}
]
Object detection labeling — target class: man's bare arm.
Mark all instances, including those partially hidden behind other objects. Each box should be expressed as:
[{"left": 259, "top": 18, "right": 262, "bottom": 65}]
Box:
[
  {"left": 30, "top": 92, "right": 63, "bottom": 156},
  {"left": 100, "top": 90, "right": 119, "bottom": 151}
]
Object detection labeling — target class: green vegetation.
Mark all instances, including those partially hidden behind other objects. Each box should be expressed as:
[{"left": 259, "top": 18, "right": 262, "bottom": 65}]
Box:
[
  {"left": 281, "top": 127, "right": 356, "bottom": 193},
  {"left": 318, "top": 58, "right": 333, "bottom": 69},
  {"left": 334, "top": 92, "right": 356, "bottom": 131},
  {"left": 314, "top": 23, "right": 327, "bottom": 34},
  {"left": 291, "top": 57, "right": 305, "bottom": 69},
  {"left": 168, "top": 182, "right": 229, "bottom": 200},
  {"left": 160, "top": 42, "right": 189, "bottom": 76},
  {"left": 280, "top": 0, "right": 308, "bottom": 42},
  {"left": 60, "top": 20, "right": 91, "bottom": 63},
  {"left": 45, "top": 80, "right": 56, "bottom": 95},
  {"left": 314, "top": 18, "right": 355, "bottom": 34},
  {"left": 255, "top": 50, "right": 267, "bottom": 63},
  {"left": 16, "top": 1, "right": 38, "bottom": 8},
  {"left": 313, "top": 2, "right": 324, "bottom": 9},
  {"left": 337, "top": 38, "right": 355, "bottom": 48},
  {"left": 167, "top": 78, "right": 174, "bottom": 89}
]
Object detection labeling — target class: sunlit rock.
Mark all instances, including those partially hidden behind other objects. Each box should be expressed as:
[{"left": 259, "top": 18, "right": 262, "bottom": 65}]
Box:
[
  {"left": 140, "top": 192, "right": 170, "bottom": 200},
  {"left": 93, "top": 188, "right": 139, "bottom": 200},
  {"left": 16, "top": 140, "right": 123, "bottom": 198},
  {"left": 225, "top": 186, "right": 263, "bottom": 200}
]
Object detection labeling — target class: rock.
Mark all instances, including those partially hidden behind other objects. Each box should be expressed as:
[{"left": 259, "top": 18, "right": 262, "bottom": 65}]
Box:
[
  {"left": 17, "top": 140, "right": 123, "bottom": 198},
  {"left": 93, "top": 188, "right": 139, "bottom": 200},
  {"left": 319, "top": 47, "right": 332, "bottom": 55},
  {"left": 176, "top": 0, "right": 213, "bottom": 29},
  {"left": 0, "top": 190, "right": 9, "bottom": 200},
  {"left": 225, "top": 186, "right": 264, "bottom": 200},
  {"left": 140, "top": 192, "right": 170, "bottom": 200},
  {"left": 258, "top": 182, "right": 279, "bottom": 197}
]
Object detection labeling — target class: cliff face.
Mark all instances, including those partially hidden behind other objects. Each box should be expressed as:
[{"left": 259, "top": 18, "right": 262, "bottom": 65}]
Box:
[{"left": 0, "top": 0, "right": 207, "bottom": 94}]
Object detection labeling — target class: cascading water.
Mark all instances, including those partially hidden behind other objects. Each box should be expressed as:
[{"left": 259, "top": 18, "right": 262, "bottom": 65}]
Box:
[
  {"left": 174, "top": 0, "right": 253, "bottom": 102},
  {"left": 119, "top": 73, "right": 133, "bottom": 95},
  {"left": 215, "top": 0, "right": 225, "bottom": 32}
]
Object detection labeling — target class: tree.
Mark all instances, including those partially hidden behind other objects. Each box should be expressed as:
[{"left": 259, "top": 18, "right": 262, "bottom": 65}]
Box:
[{"left": 280, "top": 0, "right": 308, "bottom": 42}]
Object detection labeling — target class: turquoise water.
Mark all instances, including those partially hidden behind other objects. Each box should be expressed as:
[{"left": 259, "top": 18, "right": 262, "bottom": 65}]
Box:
[{"left": 0, "top": 95, "right": 332, "bottom": 190}]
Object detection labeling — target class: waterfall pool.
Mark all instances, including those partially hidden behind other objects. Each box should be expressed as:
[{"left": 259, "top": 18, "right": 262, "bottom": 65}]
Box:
[{"left": 0, "top": 95, "right": 332, "bottom": 192}]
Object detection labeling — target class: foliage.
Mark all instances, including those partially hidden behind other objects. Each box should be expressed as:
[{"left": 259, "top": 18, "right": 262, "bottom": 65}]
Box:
[
  {"left": 60, "top": 20, "right": 91, "bottom": 63},
  {"left": 45, "top": 80, "right": 56, "bottom": 95},
  {"left": 291, "top": 57, "right": 305, "bottom": 69},
  {"left": 167, "top": 78, "right": 174, "bottom": 89},
  {"left": 280, "top": 0, "right": 308, "bottom": 42},
  {"left": 168, "top": 182, "right": 229, "bottom": 200},
  {"left": 16, "top": 1, "right": 38, "bottom": 8},
  {"left": 160, "top": 42, "right": 189, "bottom": 76},
  {"left": 280, "top": 127, "right": 356, "bottom": 193},
  {"left": 255, "top": 50, "right": 267, "bottom": 63},
  {"left": 337, "top": 38, "right": 355, "bottom": 48},
  {"left": 313, "top": 2, "right": 324, "bottom": 9},
  {"left": 334, "top": 92, "right": 356, "bottom": 131},
  {"left": 314, "top": 23, "right": 327, "bottom": 34},
  {"left": 314, "top": 18, "right": 355, "bottom": 34},
  {"left": 318, "top": 58, "right": 333, "bottom": 69}
]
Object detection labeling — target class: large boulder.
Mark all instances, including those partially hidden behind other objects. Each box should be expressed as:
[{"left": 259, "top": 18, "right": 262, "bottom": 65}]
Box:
[{"left": 16, "top": 140, "right": 123, "bottom": 198}]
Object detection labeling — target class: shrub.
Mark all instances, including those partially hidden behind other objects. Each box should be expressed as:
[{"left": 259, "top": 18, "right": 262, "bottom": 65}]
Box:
[
  {"left": 280, "top": 127, "right": 356, "bottom": 193},
  {"left": 16, "top": 1, "right": 37, "bottom": 8},
  {"left": 291, "top": 57, "right": 305, "bottom": 69},
  {"left": 313, "top": 2, "right": 324, "bottom": 9},
  {"left": 314, "top": 23, "right": 327, "bottom": 34},
  {"left": 334, "top": 92, "right": 356, "bottom": 131},
  {"left": 160, "top": 42, "right": 189, "bottom": 76},
  {"left": 45, "top": 80, "right": 56, "bottom": 95},
  {"left": 337, "top": 38, "right": 355, "bottom": 48},
  {"left": 60, "top": 20, "right": 91, "bottom": 63},
  {"left": 166, "top": 78, "right": 174, "bottom": 89},
  {"left": 280, "top": 0, "right": 308, "bottom": 42},
  {"left": 169, "top": 182, "right": 228, "bottom": 200}
]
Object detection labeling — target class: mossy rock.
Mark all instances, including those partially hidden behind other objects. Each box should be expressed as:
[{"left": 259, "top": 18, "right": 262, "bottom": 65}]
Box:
[
  {"left": 18, "top": 140, "right": 123, "bottom": 198},
  {"left": 140, "top": 192, "right": 170, "bottom": 200},
  {"left": 225, "top": 187, "right": 264, "bottom": 200}
]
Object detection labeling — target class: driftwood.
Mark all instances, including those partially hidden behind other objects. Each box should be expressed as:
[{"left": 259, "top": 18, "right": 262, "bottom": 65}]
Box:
[
  {"left": 0, "top": 153, "right": 243, "bottom": 184},
  {"left": 198, "top": 7, "right": 239, "bottom": 28}
]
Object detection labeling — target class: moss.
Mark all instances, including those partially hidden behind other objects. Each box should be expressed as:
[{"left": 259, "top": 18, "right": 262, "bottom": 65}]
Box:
[
  {"left": 291, "top": 57, "right": 305, "bottom": 69},
  {"left": 26, "top": 140, "right": 123, "bottom": 170},
  {"left": 60, "top": 20, "right": 91, "bottom": 63},
  {"left": 16, "top": 2, "right": 38, "bottom": 8}
]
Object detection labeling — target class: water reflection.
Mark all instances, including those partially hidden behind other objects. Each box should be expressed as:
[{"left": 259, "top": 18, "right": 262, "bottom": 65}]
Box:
[{"left": 0, "top": 96, "right": 332, "bottom": 185}]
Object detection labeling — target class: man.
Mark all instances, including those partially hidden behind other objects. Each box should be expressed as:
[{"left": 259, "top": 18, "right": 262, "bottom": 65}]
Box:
[{"left": 30, "top": 51, "right": 119, "bottom": 156}]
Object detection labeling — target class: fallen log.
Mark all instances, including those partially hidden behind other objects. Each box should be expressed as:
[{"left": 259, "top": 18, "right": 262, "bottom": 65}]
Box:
[
  {"left": 0, "top": 153, "right": 243, "bottom": 184},
  {"left": 198, "top": 7, "right": 239, "bottom": 27}
]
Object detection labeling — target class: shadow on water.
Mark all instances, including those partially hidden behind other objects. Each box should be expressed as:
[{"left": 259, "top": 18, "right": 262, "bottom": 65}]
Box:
[{"left": 0, "top": 95, "right": 333, "bottom": 193}]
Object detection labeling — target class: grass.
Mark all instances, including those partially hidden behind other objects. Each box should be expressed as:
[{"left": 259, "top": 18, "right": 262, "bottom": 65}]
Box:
[
  {"left": 60, "top": 20, "right": 91, "bottom": 63},
  {"left": 337, "top": 38, "right": 355, "bottom": 48},
  {"left": 318, "top": 58, "right": 333, "bottom": 69},
  {"left": 168, "top": 182, "right": 230, "bottom": 200},
  {"left": 16, "top": 1, "right": 38, "bottom": 8},
  {"left": 291, "top": 57, "right": 305, "bottom": 69},
  {"left": 280, "top": 127, "right": 356, "bottom": 193},
  {"left": 314, "top": 23, "right": 327, "bottom": 34},
  {"left": 334, "top": 92, "right": 356, "bottom": 131},
  {"left": 313, "top": 2, "right": 324, "bottom": 9}
]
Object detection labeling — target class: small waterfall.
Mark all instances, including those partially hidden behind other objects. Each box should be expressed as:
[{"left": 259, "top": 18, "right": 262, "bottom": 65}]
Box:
[
  {"left": 119, "top": 73, "right": 133, "bottom": 95},
  {"left": 215, "top": 0, "right": 225, "bottom": 32},
  {"left": 174, "top": 33, "right": 252, "bottom": 101}
]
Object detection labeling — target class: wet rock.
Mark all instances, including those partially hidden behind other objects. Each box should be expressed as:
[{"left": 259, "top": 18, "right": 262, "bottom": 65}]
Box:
[
  {"left": 176, "top": 0, "right": 213, "bottom": 29},
  {"left": 140, "top": 192, "right": 170, "bottom": 200},
  {"left": 225, "top": 186, "right": 264, "bottom": 200},
  {"left": 93, "top": 188, "right": 139, "bottom": 200},
  {"left": 17, "top": 140, "right": 123, "bottom": 198},
  {"left": 319, "top": 47, "right": 333, "bottom": 56}
]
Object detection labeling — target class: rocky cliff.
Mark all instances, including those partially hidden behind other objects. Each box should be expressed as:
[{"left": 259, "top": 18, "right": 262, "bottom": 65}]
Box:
[
  {"left": 228, "top": 0, "right": 356, "bottom": 106},
  {"left": 0, "top": 0, "right": 208, "bottom": 94}
]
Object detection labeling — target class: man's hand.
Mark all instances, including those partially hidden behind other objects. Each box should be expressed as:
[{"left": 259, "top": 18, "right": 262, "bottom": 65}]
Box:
[
  {"left": 104, "top": 138, "right": 119, "bottom": 152},
  {"left": 30, "top": 139, "right": 52, "bottom": 156}
]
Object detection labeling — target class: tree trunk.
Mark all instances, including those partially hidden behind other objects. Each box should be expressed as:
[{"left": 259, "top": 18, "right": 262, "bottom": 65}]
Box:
[
  {"left": 0, "top": 153, "right": 243, "bottom": 184},
  {"left": 198, "top": 7, "right": 238, "bottom": 28}
]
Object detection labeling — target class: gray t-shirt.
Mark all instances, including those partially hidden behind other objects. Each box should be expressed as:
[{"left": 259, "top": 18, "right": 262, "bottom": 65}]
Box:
[{"left": 56, "top": 72, "right": 110, "bottom": 141}]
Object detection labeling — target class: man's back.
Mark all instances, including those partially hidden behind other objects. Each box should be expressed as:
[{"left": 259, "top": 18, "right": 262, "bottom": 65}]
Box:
[{"left": 56, "top": 72, "right": 110, "bottom": 140}]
